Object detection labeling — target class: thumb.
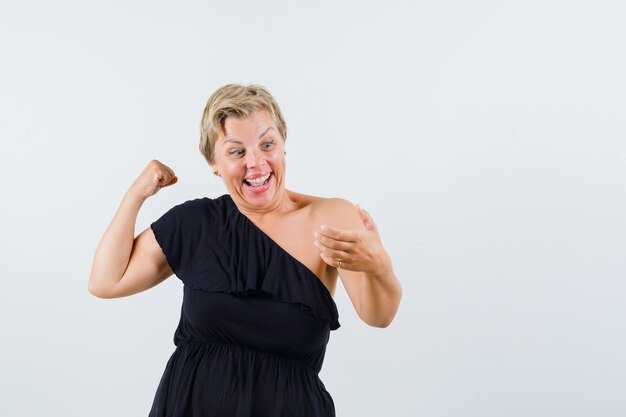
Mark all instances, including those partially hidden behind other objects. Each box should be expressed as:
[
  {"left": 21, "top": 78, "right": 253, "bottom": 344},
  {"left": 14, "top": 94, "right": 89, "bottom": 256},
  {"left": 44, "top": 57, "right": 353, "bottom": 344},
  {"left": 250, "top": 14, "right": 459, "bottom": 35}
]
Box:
[
  {"left": 165, "top": 175, "right": 178, "bottom": 187},
  {"left": 159, "top": 174, "right": 178, "bottom": 188},
  {"left": 355, "top": 204, "right": 377, "bottom": 232}
]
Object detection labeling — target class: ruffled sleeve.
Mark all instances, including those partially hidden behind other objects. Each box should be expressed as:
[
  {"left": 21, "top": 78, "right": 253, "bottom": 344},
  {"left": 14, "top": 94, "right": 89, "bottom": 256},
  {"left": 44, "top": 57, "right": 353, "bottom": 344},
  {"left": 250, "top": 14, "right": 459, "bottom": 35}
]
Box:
[{"left": 150, "top": 198, "right": 206, "bottom": 282}]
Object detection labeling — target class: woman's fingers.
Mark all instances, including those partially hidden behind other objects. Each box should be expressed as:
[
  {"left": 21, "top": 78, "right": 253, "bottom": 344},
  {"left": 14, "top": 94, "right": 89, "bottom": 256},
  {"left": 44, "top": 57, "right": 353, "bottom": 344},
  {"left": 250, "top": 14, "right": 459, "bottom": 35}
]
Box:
[
  {"left": 314, "top": 231, "right": 354, "bottom": 252},
  {"left": 316, "top": 205, "right": 385, "bottom": 273},
  {"left": 162, "top": 174, "right": 178, "bottom": 187},
  {"left": 315, "top": 241, "right": 351, "bottom": 262},
  {"left": 319, "top": 252, "right": 349, "bottom": 270},
  {"left": 315, "top": 213, "right": 387, "bottom": 274},
  {"left": 317, "top": 224, "right": 359, "bottom": 243}
]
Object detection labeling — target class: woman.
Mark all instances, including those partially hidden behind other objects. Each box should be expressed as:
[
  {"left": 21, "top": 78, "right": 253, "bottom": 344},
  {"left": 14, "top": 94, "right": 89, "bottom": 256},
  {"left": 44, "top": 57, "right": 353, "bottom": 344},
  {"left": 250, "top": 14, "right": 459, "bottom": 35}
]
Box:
[{"left": 88, "top": 83, "right": 402, "bottom": 416}]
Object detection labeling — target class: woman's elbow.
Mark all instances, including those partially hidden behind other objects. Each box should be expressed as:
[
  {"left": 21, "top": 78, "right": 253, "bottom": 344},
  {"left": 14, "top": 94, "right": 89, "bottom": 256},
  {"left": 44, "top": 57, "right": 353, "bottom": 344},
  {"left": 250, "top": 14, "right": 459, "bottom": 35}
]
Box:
[{"left": 88, "top": 280, "right": 114, "bottom": 299}]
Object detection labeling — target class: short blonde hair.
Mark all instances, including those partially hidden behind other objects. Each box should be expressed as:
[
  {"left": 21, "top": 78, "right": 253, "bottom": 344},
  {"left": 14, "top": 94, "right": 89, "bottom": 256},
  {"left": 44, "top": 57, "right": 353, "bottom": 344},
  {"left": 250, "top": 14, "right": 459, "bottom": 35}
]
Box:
[{"left": 199, "top": 83, "right": 288, "bottom": 165}]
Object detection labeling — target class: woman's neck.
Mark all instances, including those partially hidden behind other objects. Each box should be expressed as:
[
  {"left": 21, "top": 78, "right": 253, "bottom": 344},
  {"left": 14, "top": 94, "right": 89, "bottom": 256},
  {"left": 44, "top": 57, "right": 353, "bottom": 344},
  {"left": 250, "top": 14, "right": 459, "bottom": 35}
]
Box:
[{"left": 236, "top": 188, "right": 298, "bottom": 223}]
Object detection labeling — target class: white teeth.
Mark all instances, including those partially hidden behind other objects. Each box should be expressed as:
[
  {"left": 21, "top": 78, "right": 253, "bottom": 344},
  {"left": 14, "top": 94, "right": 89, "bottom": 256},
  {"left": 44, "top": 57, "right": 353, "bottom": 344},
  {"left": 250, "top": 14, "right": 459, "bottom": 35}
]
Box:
[{"left": 245, "top": 173, "right": 270, "bottom": 185}]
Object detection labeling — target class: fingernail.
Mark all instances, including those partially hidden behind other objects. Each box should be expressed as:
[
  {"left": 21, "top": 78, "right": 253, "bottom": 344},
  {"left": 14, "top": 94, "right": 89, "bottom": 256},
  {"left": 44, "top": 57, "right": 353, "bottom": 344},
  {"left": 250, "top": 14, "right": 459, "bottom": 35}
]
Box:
[
  {"left": 313, "top": 240, "right": 320, "bottom": 247},
  {"left": 321, "top": 225, "right": 328, "bottom": 231},
  {"left": 314, "top": 231, "right": 319, "bottom": 238}
]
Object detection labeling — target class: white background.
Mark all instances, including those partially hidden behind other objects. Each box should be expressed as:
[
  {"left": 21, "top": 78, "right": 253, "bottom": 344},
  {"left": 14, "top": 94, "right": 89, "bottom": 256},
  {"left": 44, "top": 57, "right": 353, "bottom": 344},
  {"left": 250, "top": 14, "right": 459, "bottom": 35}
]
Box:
[{"left": 1, "top": 0, "right": 625, "bottom": 416}]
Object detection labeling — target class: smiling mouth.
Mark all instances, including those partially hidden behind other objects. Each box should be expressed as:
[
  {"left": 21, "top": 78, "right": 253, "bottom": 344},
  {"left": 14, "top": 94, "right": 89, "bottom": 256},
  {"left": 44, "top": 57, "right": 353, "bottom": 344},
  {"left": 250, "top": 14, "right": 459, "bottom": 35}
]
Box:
[{"left": 243, "top": 172, "right": 272, "bottom": 188}]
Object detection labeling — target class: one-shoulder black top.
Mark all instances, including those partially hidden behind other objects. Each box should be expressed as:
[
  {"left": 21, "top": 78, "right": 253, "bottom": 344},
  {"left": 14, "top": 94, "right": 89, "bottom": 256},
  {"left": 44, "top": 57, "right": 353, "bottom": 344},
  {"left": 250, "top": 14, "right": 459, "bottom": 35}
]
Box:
[{"left": 148, "top": 194, "right": 340, "bottom": 417}]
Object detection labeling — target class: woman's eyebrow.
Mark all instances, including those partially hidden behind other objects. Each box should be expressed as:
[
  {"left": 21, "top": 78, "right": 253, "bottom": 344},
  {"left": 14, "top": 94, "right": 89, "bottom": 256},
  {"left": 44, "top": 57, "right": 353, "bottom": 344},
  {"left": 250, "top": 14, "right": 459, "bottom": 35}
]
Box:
[
  {"left": 224, "top": 127, "right": 274, "bottom": 144},
  {"left": 223, "top": 139, "right": 244, "bottom": 145},
  {"left": 259, "top": 127, "right": 274, "bottom": 139}
]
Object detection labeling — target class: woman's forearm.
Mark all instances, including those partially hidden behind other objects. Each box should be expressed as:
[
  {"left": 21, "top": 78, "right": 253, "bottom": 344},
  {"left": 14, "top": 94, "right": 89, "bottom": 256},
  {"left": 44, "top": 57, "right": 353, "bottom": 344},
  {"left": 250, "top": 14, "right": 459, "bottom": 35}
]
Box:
[
  {"left": 359, "top": 267, "right": 403, "bottom": 328},
  {"left": 88, "top": 191, "right": 145, "bottom": 297}
]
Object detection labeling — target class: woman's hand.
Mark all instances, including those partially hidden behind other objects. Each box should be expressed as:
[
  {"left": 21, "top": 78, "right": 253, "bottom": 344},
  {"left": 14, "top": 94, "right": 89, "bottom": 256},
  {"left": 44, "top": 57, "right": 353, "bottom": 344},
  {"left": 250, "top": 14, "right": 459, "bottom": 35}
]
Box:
[
  {"left": 314, "top": 204, "right": 392, "bottom": 277},
  {"left": 128, "top": 160, "right": 178, "bottom": 201}
]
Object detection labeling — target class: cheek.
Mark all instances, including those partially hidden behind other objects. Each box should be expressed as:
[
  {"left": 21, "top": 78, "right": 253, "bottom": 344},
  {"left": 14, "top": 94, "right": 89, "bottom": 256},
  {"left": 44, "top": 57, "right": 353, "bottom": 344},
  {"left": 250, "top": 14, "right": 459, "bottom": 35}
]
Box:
[
  {"left": 222, "top": 162, "right": 246, "bottom": 178},
  {"left": 268, "top": 153, "right": 285, "bottom": 167},
  {"left": 233, "top": 166, "right": 248, "bottom": 177}
]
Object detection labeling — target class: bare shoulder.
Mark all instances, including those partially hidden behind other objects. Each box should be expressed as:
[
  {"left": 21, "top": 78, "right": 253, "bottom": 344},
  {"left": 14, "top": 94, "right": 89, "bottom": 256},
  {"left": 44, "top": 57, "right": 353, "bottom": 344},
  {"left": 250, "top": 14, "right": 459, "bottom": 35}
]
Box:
[{"left": 288, "top": 190, "right": 362, "bottom": 230}]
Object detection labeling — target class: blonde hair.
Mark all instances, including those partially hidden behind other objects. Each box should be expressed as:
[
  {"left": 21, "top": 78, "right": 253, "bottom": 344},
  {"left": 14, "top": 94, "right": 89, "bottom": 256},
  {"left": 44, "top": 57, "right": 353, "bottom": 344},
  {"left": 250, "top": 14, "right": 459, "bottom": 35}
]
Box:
[{"left": 199, "top": 83, "right": 288, "bottom": 165}]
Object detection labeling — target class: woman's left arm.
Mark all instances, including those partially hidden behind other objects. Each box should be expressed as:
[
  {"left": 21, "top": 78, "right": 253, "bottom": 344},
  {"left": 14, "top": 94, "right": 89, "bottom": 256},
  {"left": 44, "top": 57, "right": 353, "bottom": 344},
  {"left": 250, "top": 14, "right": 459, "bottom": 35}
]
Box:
[{"left": 314, "top": 201, "right": 403, "bottom": 328}]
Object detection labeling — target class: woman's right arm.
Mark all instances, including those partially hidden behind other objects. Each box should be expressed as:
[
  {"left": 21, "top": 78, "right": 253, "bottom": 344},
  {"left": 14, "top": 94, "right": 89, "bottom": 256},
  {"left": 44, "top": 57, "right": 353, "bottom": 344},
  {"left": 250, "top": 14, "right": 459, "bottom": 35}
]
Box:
[{"left": 87, "top": 160, "right": 178, "bottom": 299}]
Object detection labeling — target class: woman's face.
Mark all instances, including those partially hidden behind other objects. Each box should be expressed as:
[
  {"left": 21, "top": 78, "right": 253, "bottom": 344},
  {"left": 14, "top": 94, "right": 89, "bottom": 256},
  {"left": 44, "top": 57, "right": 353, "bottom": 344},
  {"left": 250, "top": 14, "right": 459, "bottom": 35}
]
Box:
[{"left": 212, "top": 109, "right": 286, "bottom": 212}]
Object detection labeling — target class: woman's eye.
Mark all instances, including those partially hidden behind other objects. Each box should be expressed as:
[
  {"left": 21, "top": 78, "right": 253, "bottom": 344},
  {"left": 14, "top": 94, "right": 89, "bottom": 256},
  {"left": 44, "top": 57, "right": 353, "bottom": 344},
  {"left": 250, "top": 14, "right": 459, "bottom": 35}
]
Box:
[
  {"left": 262, "top": 140, "right": 274, "bottom": 149},
  {"left": 229, "top": 149, "right": 243, "bottom": 156}
]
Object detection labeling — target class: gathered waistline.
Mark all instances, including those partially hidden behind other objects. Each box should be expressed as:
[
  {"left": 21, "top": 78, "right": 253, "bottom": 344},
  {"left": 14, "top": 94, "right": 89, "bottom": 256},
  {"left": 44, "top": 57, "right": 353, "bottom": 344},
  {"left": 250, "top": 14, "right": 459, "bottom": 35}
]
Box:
[{"left": 175, "top": 340, "right": 320, "bottom": 374}]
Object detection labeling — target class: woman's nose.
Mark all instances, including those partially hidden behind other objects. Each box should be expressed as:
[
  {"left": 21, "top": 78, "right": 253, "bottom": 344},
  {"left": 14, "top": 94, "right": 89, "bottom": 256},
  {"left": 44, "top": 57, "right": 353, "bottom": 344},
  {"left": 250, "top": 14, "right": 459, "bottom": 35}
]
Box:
[{"left": 245, "top": 148, "right": 264, "bottom": 168}]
